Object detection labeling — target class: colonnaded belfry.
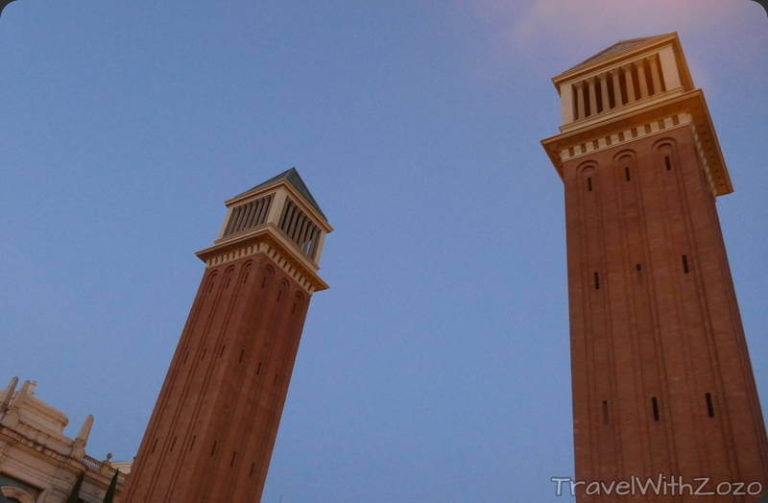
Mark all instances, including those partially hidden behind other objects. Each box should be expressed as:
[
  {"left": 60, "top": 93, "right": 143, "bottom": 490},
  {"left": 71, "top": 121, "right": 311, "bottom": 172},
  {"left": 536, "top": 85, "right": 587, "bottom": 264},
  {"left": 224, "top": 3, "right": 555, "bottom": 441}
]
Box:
[
  {"left": 121, "top": 168, "right": 332, "bottom": 503},
  {"left": 541, "top": 33, "right": 768, "bottom": 502}
]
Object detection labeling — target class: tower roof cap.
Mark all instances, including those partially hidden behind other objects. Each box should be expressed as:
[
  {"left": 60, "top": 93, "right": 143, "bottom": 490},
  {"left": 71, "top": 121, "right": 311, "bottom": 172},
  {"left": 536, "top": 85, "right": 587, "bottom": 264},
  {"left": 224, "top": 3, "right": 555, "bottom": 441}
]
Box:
[
  {"left": 235, "top": 167, "right": 326, "bottom": 219},
  {"left": 566, "top": 34, "right": 668, "bottom": 72}
]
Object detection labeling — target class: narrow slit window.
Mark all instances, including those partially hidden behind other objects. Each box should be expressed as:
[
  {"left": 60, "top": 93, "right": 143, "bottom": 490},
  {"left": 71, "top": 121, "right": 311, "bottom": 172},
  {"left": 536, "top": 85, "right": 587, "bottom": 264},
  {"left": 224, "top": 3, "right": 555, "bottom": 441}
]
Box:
[
  {"left": 635, "top": 263, "right": 642, "bottom": 272},
  {"left": 682, "top": 255, "right": 690, "bottom": 274},
  {"left": 587, "top": 177, "right": 593, "bottom": 192},
  {"left": 651, "top": 397, "right": 660, "bottom": 422},
  {"left": 602, "top": 401, "right": 609, "bottom": 425},
  {"left": 705, "top": 393, "right": 715, "bottom": 418},
  {"left": 230, "top": 451, "right": 237, "bottom": 467},
  {"left": 210, "top": 440, "right": 217, "bottom": 457},
  {"left": 256, "top": 362, "right": 262, "bottom": 375},
  {"left": 594, "top": 272, "right": 600, "bottom": 290},
  {"left": 169, "top": 436, "right": 177, "bottom": 452},
  {"left": 664, "top": 155, "right": 672, "bottom": 171},
  {"left": 625, "top": 166, "right": 631, "bottom": 181},
  {"left": 239, "top": 349, "right": 245, "bottom": 363}
]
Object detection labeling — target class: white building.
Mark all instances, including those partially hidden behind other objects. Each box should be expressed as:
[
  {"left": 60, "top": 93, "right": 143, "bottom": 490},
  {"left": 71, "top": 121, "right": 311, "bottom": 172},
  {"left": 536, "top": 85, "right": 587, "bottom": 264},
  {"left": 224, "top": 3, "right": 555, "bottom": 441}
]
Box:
[{"left": 0, "top": 378, "right": 127, "bottom": 503}]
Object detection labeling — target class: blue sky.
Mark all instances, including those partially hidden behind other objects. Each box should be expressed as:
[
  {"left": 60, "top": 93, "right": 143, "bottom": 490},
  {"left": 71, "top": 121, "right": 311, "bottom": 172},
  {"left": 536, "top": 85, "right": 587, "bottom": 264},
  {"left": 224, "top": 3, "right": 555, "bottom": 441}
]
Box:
[{"left": 0, "top": 1, "right": 766, "bottom": 501}]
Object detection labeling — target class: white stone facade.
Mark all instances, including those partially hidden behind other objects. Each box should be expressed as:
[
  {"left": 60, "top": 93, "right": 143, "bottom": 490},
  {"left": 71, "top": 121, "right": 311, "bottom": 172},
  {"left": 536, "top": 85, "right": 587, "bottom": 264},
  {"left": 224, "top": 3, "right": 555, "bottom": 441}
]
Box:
[{"left": 0, "top": 378, "right": 128, "bottom": 503}]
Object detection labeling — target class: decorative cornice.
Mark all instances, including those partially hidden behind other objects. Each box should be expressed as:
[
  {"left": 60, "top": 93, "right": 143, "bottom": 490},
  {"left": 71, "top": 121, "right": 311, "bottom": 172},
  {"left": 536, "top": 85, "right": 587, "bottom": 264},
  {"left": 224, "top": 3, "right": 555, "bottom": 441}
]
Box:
[
  {"left": 556, "top": 112, "right": 692, "bottom": 162},
  {"left": 541, "top": 89, "right": 732, "bottom": 196},
  {"left": 0, "top": 424, "right": 119, "bottom": 485},
  {"left": 195, "top": 226, "right": 329, "bottom": 293}
]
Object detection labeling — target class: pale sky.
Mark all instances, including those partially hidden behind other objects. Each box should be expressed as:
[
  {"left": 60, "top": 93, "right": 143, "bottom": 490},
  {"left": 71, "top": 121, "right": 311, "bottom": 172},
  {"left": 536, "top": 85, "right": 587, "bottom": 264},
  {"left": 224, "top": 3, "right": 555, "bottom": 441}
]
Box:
[{"left": 1, "top": 1, "right": 766, "bottom": 501}]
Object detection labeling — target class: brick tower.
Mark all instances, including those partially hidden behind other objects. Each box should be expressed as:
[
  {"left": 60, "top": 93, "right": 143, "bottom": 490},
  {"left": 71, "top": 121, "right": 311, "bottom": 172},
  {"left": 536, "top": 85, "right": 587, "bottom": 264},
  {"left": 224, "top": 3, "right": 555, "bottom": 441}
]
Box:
[
  {"left": 122, "top": 168, "right": 332, "bottom": 502},
  {"left": 542, "top": 34, "right": 768, "bottom": 500}
]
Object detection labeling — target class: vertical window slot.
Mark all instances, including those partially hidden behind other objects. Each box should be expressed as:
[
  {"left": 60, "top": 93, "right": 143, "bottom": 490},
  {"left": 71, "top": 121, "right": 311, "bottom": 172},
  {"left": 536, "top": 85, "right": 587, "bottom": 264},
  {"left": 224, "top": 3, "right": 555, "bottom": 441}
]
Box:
[
  {"left": 682, "top": 255, "right": 690, "bottom": 274},
  {"left": 594, "top": 272, "right": 600, "bottom": 290},
  {"left": 625, "top": 166, "right": 631, "bottom": 181},
  {"left": 664, "top": 155, "right": 672, "bottom": 171},
  {"left": 587, "top": 177, "right": 593, "bottom": 192},
  {"left": 705, "top": 393, "right": 715, "bottom": 418},
  {"left": 651, "top": 397, "right": 660, "bottom": 422},
  {"left": 602, "top": 400, "right": 609, "bottom": 425}
]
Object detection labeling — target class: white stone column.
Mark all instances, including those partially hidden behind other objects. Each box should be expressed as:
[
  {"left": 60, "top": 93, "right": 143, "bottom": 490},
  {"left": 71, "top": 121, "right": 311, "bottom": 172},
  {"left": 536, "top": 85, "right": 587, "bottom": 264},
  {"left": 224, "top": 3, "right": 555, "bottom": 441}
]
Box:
[
  {"left": 611, "top": 70, "right": 623, "bottom": 107},
  {"left": 636, "top": 60, "right": 649, "bottom": 98},
  {"left": 266, "top": 189, "right": 288, "bottom": 228},
  {"left": 623, "top": 65, "right": 636, "bottom": 102},
  {"left": 560, "top": 83, "right": 575, "bottom": 124},
  {"left": 599, "top": 74, "right": 610, "bottom": 111},
  {"left": 587, "top": 78, "right": 597, "bottom": 117},
  {"left": 658, "top": 45, "right": 681, "bottom": 90},
  {"left": 650, "top": 56, "right": 663, "bottom": 94},
  {"left": 576, "top": 81, "right": 585, "bottom": 120}
]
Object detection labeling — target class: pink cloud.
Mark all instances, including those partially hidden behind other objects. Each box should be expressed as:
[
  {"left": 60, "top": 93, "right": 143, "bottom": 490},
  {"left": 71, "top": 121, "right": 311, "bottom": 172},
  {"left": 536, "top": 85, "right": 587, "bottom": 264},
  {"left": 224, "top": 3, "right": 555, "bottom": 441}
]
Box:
[{"left": 472, "top": 0, "right": 752, "bottom": 62}]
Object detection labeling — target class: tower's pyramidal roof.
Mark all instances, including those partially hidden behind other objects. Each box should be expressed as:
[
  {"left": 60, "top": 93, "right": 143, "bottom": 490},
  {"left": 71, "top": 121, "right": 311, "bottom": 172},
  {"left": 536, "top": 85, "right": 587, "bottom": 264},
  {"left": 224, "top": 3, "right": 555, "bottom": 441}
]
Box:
[
  {"left": 566, "top": 34, "right": 669, "bottom": 73},
  {"left": 240, "top": 167, "right": 326, "bottom": 219}
]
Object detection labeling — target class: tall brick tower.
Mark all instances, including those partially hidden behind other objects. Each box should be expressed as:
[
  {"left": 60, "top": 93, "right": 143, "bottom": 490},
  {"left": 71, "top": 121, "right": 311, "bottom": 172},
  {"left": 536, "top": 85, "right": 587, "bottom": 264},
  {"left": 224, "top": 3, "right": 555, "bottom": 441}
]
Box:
[
  {"left": 542, "top": 34, "right": 768, "bottom": 500},
  {"left": 122, "top": 168, "right": 332, "bottom": 502}
]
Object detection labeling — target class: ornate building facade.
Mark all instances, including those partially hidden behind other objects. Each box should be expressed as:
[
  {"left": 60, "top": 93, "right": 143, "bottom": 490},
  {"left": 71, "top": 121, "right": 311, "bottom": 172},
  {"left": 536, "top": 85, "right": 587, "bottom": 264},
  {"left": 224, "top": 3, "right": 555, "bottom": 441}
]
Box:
[
  {"left": 542, "top": 33, "right": 768, "bottom": 501},
  {"left": 0, "top": 378, "right": 126, "bottom": 503}
]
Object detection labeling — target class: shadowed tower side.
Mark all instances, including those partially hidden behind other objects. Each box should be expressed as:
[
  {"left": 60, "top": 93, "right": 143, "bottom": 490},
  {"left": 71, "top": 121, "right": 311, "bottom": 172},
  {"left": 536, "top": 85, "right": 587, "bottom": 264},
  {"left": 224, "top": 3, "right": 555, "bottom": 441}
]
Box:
[
  {"left": 122, "top": 168, "right": 332, "bottom": 503},
  {"left": 542, "top": 33, "right": 768, "bottom": 501}
]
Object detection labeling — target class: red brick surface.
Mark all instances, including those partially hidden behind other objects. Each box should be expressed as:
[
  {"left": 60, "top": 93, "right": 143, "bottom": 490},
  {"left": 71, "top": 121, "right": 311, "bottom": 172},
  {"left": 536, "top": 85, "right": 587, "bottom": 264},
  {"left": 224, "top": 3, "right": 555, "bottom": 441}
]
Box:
[
  {"left": 562, "top": 126, "right": 768, "bottom": 501},
  {"left": 122, "top": 254, "right": 312, "bottom": 502}
]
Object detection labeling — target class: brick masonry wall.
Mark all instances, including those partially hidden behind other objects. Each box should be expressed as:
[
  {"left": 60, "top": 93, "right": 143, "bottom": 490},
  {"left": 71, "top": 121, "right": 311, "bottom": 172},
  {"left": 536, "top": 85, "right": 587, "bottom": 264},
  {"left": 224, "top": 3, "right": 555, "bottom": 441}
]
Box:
[
  {"left": 562, "top": 125, "right": 768, "bottom": 501},
  {"left": 122, "top": 253, "right": 312, "bottom": 503}
]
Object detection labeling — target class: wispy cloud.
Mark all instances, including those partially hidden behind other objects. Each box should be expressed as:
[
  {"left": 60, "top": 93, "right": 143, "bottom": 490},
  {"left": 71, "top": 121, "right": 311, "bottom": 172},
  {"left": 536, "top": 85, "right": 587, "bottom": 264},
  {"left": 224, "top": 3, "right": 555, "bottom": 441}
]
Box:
[{"left": 472, "top": 0, "right": 749, "bottom": 61}]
